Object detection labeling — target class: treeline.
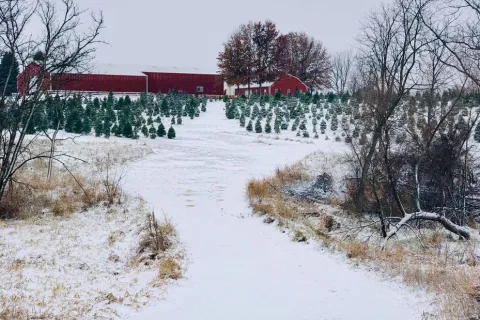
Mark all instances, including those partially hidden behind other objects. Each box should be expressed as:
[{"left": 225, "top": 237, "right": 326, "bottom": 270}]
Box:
[
  {"left": 217, "top": 21, "right": 330, "bottom": 93},
  {"left": 26, "top": 90, "right": 208, "bottom": 139}
]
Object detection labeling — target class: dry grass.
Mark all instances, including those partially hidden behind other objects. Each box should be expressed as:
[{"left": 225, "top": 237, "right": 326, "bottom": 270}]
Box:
[
  {"left": 246, "top": 162, "right": 307, "bottom": 222},
  {"left": 158, "top": 257, "right": 182, "bottom": 280},
  {"left": 247, "top": 159, "right": 480, "bottom": 319},
  {"left": 346, "top": 241, "right": 369, "bottom": 259},
  {"left": 136, "top": 213, "right": 178, "bottom": 264},
  {"left": 0, "top": 157, "right": 125, "bottom": 220}
]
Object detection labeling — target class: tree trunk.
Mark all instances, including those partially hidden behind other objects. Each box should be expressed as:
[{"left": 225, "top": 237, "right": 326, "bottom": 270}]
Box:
[{"left": 356, "top": 124, "right": 383, "bottom": 212}]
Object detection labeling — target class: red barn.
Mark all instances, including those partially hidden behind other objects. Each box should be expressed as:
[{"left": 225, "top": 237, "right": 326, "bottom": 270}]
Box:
[
  {"left": 17, "top": 63, "right": 224, "bottom": 96},
  {"left": 234, "top": 74, "right": 308, "bottom": 96}
]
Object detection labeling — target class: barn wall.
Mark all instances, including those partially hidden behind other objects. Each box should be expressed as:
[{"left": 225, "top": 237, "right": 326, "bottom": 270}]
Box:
[
  {"left": 17, "top": 63, "right": 50, "bottom": 95},
  {"left": 271, "top": 75, "right": 308, "bottom": 95},
  {"left": 145, "top": 72, "right": 224, "bottom": 95},
  {"left": 235, "top": 86, "right": 270, "bottom": 96},
  {"left": 50, "top": 73, "right": 147, "bottom": 93}
]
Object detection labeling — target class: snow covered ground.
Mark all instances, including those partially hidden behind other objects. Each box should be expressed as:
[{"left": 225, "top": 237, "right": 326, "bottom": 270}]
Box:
[
  {"left": 124, "top": 101, "right": 433, "bottom": 320},
  {"left": 0, "top": 139, "right": 182, "bottom": 319}
]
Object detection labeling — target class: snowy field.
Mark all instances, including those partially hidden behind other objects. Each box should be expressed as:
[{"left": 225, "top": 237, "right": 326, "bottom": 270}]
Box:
[
  {"left": 123, "top": 101, "right": 433, "bottom": 319},
  {"left": 0, "top": 100, "right": 435, "bottom": 319}
]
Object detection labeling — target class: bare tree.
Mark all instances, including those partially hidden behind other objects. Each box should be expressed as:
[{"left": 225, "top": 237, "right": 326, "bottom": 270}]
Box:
[
  {"left": 331, "top": 49, "right": 354, "bottom": 95},
  {"left": 252, "top": 20, "right": 279, "bottom": 95},
  {"left": 421, "top": 0, "right": 480, "bottom": 87},
  {"left": 353, "top": 0, "right": 426, "bottom": 212},
  {"left": 217, "top": 29, "right": 246, "bottom": 94},
  {"left": 0, "top": 0, "right": 103, "bottom": 201},
  {"left": 277, "top": 32, "right": 332, "bottom": 92}
]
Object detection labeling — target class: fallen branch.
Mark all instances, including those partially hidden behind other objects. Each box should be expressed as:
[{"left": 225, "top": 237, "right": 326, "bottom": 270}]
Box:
[{"left": 382, "top": 211, "right": 476, "bottom": 249}]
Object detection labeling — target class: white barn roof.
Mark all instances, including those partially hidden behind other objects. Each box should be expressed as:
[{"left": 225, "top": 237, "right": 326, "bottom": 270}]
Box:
[{"left": 76, "top": 63, "right": 219, "bottom": 76}]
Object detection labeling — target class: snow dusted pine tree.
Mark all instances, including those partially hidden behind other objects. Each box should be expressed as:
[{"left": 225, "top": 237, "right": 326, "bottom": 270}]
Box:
[
  {"left": 149, "top": 126, "right": 157, "bottom": 139},
  {"left": 157, "top": 122, "right": 166, "bottom": 137},
  {"left": 255, "top": 119, "right": 263, "bottom": 133},
  {"left": 246, "top": 119, "right": 253, "bottom": 132},
  {"left": 168, "top": 126, "right": 176, "bottom": 139}
]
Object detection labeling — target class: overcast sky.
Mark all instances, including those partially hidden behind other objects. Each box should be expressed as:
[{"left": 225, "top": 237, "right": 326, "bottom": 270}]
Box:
[{"left": 75, "top": 0, "right": 385, "bottom": 72}]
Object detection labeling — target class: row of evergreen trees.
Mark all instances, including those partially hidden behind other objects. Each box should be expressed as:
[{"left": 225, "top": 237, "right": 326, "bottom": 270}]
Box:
[{"left": 26, "top": 90, "right": 208, "bottom": 140}]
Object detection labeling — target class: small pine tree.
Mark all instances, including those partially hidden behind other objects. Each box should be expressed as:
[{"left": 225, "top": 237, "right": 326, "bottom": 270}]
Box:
[
  {"left": 149, "top": 126, "right": 157, "bottom": 139},
  {"left": 95, "top": 120, "right": 103, "bottom": 137},
  {"left": 246, "top": 120, "right": 253, "bottom": 132},
  {"left": 274, "top": 119, "right": 281, "bottom": 134},
  {"left": 240, "top": 113, "right": 246, "bottom": 127},
  {"left": 171, "top": 116, "right": 176, "bottom": 125},
  {"left": 123, "top": 122, "right": 134, "bottom": 138},
  {"left": 265, "top": 121, "right": 272, "bottom": 134},
  {"left": 226, "top": 105, "right": 235, "bottom": 119},
  {"left": 141, "top": 124, "right": 148, "bottom": 137},
  {"left": 167, "top": 126, "right": 176, "bottom": 139},
  {"left": 82, "top": 117, "right": 92, "bottom": 135},
  {"left": 157, "top": 122, "right": 166, "bottom": 137},
  {"left": 113, "top": 123, "right": 121, "bottom": 137},
  {"left": 201, "top": 103, "right": 207, "bottom": 112},
  {"left": 255, "top": 119, "right": 262, "bottom": 133},
  {"left": 104, "top": 120, "right": 111, "bottom": 138},
  {"left": 177, "top": 115, "right": 182, "bottom": 125}
]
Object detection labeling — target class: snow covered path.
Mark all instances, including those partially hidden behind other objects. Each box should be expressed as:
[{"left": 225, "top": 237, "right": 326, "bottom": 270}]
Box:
[{"left": 126, "top": 102, "right": 431, "bottom": 320}]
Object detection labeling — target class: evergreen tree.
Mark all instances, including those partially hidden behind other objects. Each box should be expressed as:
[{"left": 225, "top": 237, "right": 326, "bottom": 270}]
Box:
[
  {"left": 107, "top": 91, "right": 115, "bottom": 108},
  {"left": 141, "top": 124, "right": 148, "bottom": 137},
  {"left": 274, "top": 119, "right": 281, "bottom": 134},
  {"left": 112, "top": 123, "right": 121, "bottom": 137},
  {"left": 104, "top": 120, "right": 111, "bottom": 138},
  {"left": 177, "top": 115, "right": 182, "bottom": 125},
  {"left": 149, "top": 126, "right": 157, "bottom": 139},
  {"left": 240, "top": 113, "right": 246, "bottom": 127},
  {"left": 167, "top": 126, "right": 176, "bottom": 139},
  {"left": 201, "top": 103, "right": 207, "bottom": 112},
  {"left": 0, "top": 51, "right": 19, "bottom": 96},
  {"left": 95, "top": 119, "right": 103, "bottom": 137},
  {"left": 157, "top": 122, "right": 166, "bottom": 137},
  {"left": 246, "top": 119, "right": 253, "bottom": 132},
  {"left": 255, "top": 119, "right": 262, "bottom": 133},
  {"left": 82, "top": 117, "right": 92, "bottom": 135},
  {"left": 161, "top": 99, "right": 170, "bottom": 116},
  {"left": 147, "top": 116, "right": 153, "bottom": 125},
  {"left": 265, "top": 121, "right": 272, "bottom": 134},
  {"left": 299, "top": 121, "right": 306, "bottom": 131},
  {"left": 123, "top": 121, "right": 134, "bottom": 138},
  {"left": 320, "top": 120, "right": 327, "bottom": 131},
  {"left": 171, "top": 116, "right": 176, "bottom": 125}
]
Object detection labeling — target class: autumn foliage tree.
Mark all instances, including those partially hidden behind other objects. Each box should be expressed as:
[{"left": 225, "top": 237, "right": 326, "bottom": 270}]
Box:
[{"left": 218, "top": 21, "right": 332, "bottom": 95}]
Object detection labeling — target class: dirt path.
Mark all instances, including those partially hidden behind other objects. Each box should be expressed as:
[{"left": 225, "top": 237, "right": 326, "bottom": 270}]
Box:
[{"left": 126, "top": 102, "right": 431, "bottom": 320}]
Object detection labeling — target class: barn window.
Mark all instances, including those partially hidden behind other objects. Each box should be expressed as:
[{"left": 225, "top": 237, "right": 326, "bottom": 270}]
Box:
[{"left": 196, "top": 86, "right": 204, "bottom": 93}]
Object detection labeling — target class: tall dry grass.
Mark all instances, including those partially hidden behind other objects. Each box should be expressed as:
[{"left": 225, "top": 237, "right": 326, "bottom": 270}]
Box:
[{"left": 0, "top": 156, "right": 125, "bottom": 220}]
